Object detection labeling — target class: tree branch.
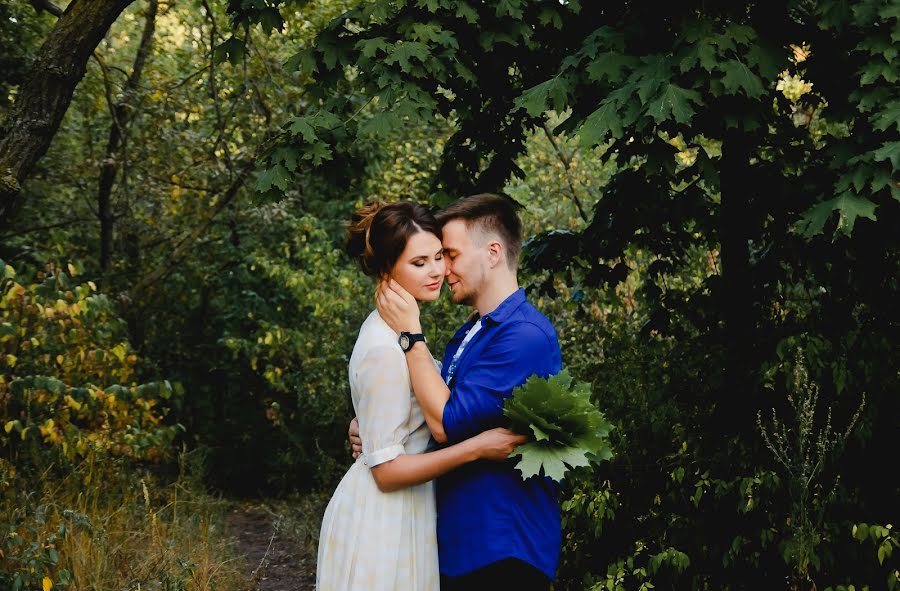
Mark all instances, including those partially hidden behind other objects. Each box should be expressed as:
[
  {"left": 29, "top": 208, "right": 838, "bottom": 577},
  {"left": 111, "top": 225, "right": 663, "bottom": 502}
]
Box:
[
  {"left": 541, "top": 122, "right": 589, "bottom": 223},
  {"left": 29, "top": 0, "right": 63, "bottom": 18},
  {"left": 0, "top": 216, "right": 95, "bottom": 239},
  {"left": 128, "top": 161, "right": 254, "bottom": 296},
  {"left": 0, "top": 0, "right": 138, "bottom": 224},
  {"left": 98, "top": 0, "right": 158, "bottom": 271},
  {"left": 200, "top": 0, "right": 234, "bottom": 174}
]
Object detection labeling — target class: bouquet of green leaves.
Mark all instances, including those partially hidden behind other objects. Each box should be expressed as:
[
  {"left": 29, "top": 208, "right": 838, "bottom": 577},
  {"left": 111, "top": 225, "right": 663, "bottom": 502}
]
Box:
[{"left": 503, "top": 370, "right": 614, "bottom": 482}]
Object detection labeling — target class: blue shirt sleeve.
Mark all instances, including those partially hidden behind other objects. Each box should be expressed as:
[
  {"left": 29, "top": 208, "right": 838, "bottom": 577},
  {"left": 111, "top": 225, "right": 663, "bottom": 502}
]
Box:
[{"left": 442, "top": 321, "right": 561, "bottom": 443}]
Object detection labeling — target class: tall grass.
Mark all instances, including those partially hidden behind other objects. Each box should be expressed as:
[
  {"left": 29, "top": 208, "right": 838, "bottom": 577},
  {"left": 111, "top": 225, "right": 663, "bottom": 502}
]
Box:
[{"left": 1, "top": 448, "right": 248, "bottom": 591}]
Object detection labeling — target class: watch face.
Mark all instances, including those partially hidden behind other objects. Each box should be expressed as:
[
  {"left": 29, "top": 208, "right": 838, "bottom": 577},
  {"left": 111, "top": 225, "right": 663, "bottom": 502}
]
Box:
[{"left": 399, "top": 334, "right": 410, "bottom": 350}]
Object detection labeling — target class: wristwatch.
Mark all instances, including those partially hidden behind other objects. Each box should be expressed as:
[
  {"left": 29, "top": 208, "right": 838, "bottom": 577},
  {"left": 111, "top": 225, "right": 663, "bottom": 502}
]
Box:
[{"left": 398, "top": 331, "right": 427, "bottom": 352}]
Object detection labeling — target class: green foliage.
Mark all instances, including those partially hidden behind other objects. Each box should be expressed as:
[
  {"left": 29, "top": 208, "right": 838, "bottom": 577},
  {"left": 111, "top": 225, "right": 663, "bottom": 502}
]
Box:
[
  {"left": 2, "top": 0, "right": 370, "bottom": 496},
  {"left": 527, "top": 262, "right": 895, "bottom": 589},
  {"left": 173, "top": 0, "right": 900, "bottom": 585},
  {"left": 240, "top": 0, "right": 585, "bottom": 198},
  {"left": 0, "top": 4, "right": 52, "bottom": 112},
  {"left": 822, "top": 523, "right": 900, "bottom": 591},
  {"left": 757, "top": 351, "right": 866, "bottom": 582},
  {"left": 2, "top": 0, "right": 898, "bottom": 588},
  {"left": 796, "top": 193, "right": 879, "bottom": 238},
  {"left": 209, "top": 209, "right": 368, "bottom": 490},
  {"left": 504, "top": 370, "right": 613, "bottom": 482},
  {"left": 0, "top": 259, "right": 236, "bottom": 589},
  {"left": 0, "top": 449, "right": 247, "bottom": 591},
  {"left": 0, "top": 260, "right": 182, "bottom": 473},
  {"left": 0, "top": 508, "right": 71, "bottom": 591},
  {"left": 853, "top": 524, "right": 897, "bottom": 566},
  {"left": 582, "top": 539, "right": 691, "bottom": 591}
]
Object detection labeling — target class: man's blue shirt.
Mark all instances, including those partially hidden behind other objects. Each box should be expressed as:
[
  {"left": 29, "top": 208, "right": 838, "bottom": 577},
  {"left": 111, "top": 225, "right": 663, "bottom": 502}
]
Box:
[{"left": 437, "top": 288, "right": 562, "bottom": 580}]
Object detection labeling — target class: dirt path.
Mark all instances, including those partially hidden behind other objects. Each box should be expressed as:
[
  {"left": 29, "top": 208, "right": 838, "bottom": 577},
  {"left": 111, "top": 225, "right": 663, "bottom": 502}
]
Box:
[{"left": 226, "top": 504, "right": 316, "bottom": 591}]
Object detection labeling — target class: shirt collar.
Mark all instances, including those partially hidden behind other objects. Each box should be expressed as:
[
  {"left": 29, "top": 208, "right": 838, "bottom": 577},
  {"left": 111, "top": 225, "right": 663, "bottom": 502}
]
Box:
[{"left": 481, "top": 288, "right": 526, "bottom": 325}]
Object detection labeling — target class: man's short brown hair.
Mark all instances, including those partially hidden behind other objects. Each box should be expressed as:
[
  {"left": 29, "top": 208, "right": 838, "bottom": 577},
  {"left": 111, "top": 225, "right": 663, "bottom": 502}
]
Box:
[{"left": 436, "top": 193, "right": 523, "bottom": 269}]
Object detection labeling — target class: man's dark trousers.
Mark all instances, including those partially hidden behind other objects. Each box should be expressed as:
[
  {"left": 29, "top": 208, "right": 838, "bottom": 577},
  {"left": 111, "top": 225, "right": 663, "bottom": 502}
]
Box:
[{"left": 440, "top": 558, "right": 552, "bottom": 591}]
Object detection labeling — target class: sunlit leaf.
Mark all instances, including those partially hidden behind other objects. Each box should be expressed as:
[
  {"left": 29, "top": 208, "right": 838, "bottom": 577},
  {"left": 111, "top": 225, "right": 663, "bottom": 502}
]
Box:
[
  {"left": 515, "top": 77, "right": 571, "bottom": 116},
  {"left": 213, "top": 37, "right": 244, "bottom": 66},
  {"left": 796, "top": 193, "right": 878, "bottom": 238},
  {"left": 646, "top": 84, "right": 703, "bottom": 124},
  {"left": 721, "top": 59, "right": 765, "bottom": 97},
  {"left": 256, "top": 164, "right": 291, "bottom": 193},
  {"left": 873, "top": 141, "right": 900, "bottom": 170},
  {"left": 384, "top": 41, "right": 431, "bottom": 73},
  {"left": 579, "top": 99, "right": 624, "bottom": 146}
]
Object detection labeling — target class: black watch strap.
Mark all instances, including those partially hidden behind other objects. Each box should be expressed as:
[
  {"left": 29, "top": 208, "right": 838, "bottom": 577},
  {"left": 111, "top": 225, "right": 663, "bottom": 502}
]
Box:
[{"left": 398, "top": 332, "right": 427, "bottom": 352}]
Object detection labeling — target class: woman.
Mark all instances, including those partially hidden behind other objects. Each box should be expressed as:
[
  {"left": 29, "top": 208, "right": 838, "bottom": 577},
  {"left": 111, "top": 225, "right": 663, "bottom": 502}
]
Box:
[{"left": 316, "top": 201, "right": 525, "bottom": 591}]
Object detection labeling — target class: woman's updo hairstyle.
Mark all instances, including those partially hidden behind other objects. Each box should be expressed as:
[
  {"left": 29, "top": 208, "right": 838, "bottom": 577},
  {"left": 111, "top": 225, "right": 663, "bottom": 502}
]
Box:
[{"left": 346, "top": 200, "right": 441, "bottom": 278}]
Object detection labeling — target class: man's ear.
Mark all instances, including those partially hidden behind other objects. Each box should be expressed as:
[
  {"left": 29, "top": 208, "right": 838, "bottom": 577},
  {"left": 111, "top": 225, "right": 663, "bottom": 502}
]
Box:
[{"left": 486, "top": 240, "right": 504, "bottom": 268}]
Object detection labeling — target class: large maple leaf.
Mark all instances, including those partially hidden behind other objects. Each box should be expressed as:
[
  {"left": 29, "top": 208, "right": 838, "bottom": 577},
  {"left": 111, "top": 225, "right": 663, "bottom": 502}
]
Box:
[{"left": 503, "top": 370, "right": 614, "bottom": 482}]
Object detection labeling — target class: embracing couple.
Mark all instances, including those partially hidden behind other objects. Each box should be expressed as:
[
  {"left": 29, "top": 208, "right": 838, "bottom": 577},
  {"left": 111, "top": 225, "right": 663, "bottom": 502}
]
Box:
[{"left": 316, "top": 194, "right": 562, "bottom": 590}]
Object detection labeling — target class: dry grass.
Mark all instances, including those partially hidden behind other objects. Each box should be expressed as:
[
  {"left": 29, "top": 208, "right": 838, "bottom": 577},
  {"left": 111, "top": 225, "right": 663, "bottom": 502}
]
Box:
[
  {"left": 1, "top": 448, "right": 249, "bottom": 591},
  {"left": 268, "top": 491, "right": 331, "bottom": 555}
]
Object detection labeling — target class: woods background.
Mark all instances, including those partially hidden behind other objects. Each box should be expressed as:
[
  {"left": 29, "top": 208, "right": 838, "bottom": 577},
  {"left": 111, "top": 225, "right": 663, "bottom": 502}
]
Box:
[{"left": 1, "top": 0, "right": 898, "bottom": 589}]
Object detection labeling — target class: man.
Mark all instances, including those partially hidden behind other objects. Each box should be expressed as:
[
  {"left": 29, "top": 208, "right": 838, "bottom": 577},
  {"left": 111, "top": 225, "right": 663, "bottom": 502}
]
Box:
[{"left": 351, "top": 193, "right": 562, "bottom": 590}]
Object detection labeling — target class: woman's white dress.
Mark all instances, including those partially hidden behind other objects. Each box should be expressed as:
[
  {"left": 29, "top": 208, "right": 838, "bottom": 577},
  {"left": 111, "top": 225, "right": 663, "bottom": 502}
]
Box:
[{"left": 316, "top": 310, "right": 439, "bottom": 591}]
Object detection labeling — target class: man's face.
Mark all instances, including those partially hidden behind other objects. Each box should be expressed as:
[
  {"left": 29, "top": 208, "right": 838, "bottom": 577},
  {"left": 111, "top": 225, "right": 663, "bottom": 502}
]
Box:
[{"left": 440, "top": 219, "right": 487, "bottom": 306}]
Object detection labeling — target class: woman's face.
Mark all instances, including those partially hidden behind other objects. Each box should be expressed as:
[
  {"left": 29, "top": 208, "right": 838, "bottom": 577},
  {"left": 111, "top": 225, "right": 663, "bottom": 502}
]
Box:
[{"left": 389, "top": 230, "right": 445, "bottom": 302}]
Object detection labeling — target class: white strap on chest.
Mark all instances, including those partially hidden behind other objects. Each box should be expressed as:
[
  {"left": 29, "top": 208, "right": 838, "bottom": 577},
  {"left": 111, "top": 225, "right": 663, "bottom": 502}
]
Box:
[{"left": 444, "top": 318, "right": 484, "bottom": 385}]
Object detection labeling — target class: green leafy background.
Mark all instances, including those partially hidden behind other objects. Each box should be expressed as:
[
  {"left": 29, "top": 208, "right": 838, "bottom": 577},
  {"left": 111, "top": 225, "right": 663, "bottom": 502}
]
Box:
[{"left": 1, "top": 0, "right": 898, "bottom": 589}]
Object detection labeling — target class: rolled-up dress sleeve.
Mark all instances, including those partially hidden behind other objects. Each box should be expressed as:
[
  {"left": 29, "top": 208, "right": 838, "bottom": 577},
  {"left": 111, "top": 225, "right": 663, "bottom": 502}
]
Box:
[{"left": 355, "top": 345, "right": 412, "bottom": 468}]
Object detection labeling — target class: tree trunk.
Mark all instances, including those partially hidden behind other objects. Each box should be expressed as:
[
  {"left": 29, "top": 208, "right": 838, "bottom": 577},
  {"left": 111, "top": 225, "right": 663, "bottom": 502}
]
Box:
[
  {"left": 718, "top": 128, "right": 757, "bottom": 431},
  {"left": 98, "top": 0, "right": 158, "bottom": 272},
  {"left": 0, "top": 0, "right": 136, "bottom": 225},
  {"left": 123, "top": 228, "right": 145, "bottom": 350}
]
